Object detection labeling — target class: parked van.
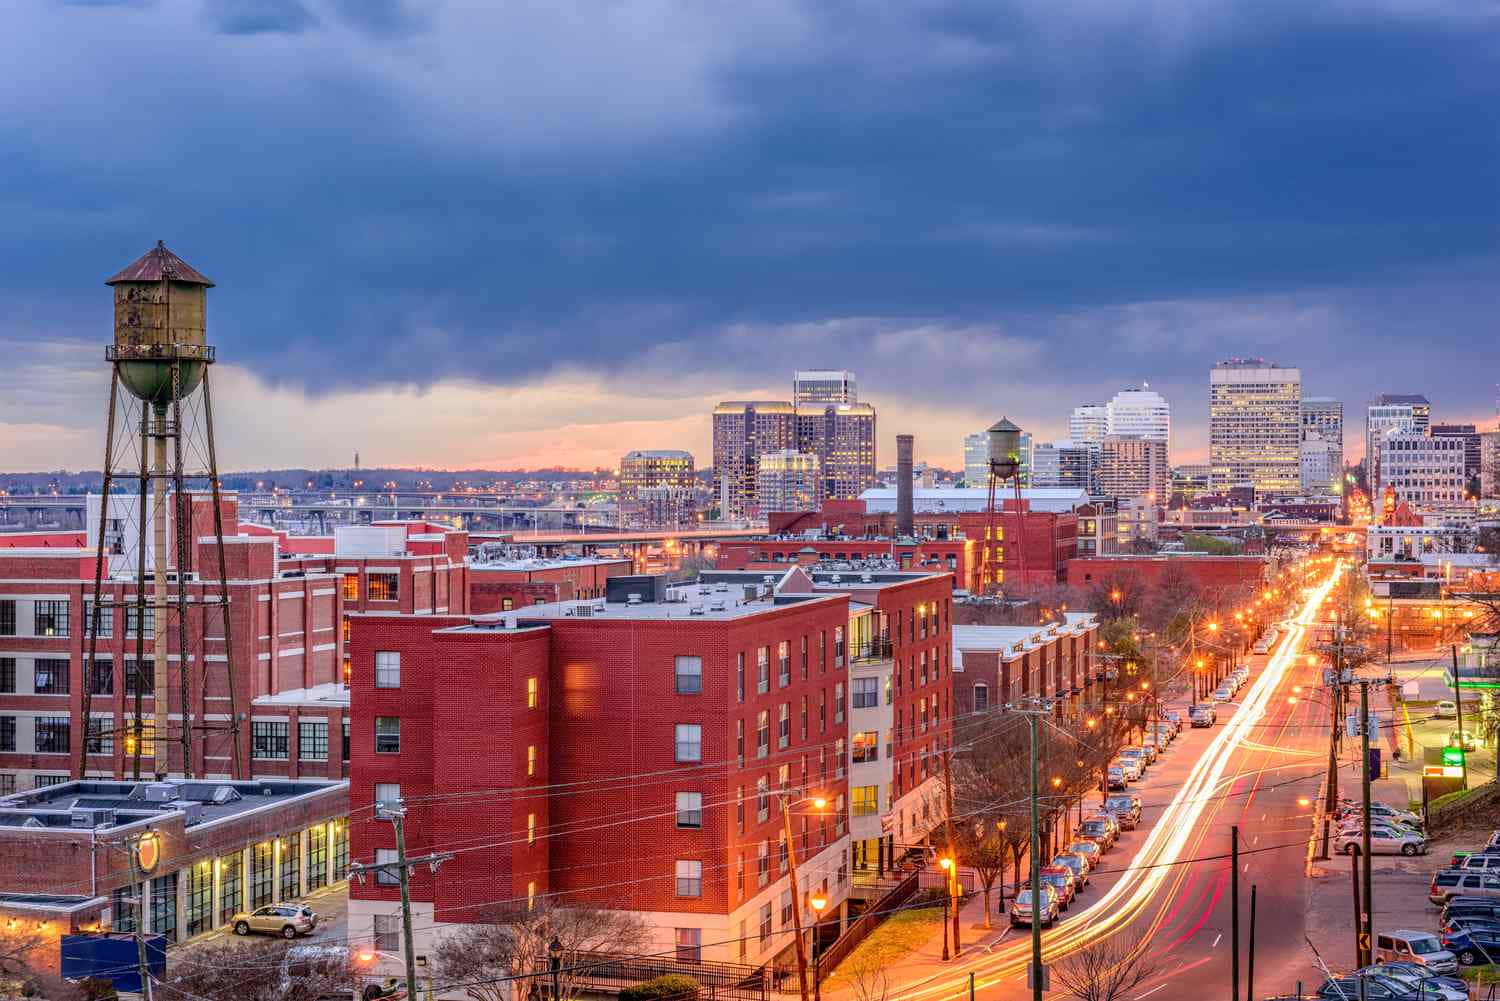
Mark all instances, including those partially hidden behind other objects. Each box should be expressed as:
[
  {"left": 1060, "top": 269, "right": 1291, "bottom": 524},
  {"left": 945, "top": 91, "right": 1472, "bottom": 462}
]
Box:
[{"left": 1375, "top": 931, "right": 1458, "bottom": 975}]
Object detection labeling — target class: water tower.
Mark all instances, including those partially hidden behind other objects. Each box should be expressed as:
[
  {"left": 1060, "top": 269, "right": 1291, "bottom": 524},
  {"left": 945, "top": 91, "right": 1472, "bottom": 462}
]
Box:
[
  {"left": 983, "top": 418, "right": 1028, "bottom": 595},
  {"left": 78, "top": 242, "right": 242, "bottom": 781}
]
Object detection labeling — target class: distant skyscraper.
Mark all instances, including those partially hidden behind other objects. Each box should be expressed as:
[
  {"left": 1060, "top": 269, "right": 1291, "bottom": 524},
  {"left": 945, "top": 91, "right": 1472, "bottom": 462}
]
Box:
[
  {"left": 1378, "top": 430, "right": 1465, "bottom": 506},
  {"left": 1209, "top": 360, "right": 1302, "bottom": 492},
  {"left": 1031, "top": 440, "right": 1094, "bottom": 491},
  {"left": 1099, "top": 435, "right": 1169, "bottom": 502},
  {"left": 619, "top": 450, "right": 696, "bottom": 527},
  {"left": 793, "top": 370, "right": 858, "bottom": 406},
  {"left": 963, "top": 432, "right": 989, "bottom": 486},
  {"left": 1431, "top": 423, "right": 1481, "bottom": 482},
  {"left": 755, "top": 450, "right": 823, "bottom": 513},
  {"left": 713, "top": 384, "right": 875, "bottom": 518},
  {"left": 1480, "top": 431, "right": 1500, "bottom": 499},
  {"left": 1105, "top": 388, "right": 1171, "bottom": 443},
  {"left": 1365, "top": 394, "right": 1430, "bottom": 488},
  {"left": 1300, "top": 397, "right": 1344, "bottom": 477},
  {"left": 1299, "top": 431, "right": 1338, "bottom": 495},
  {"left": 1069, "top": 405, "right": 1108, "bottom": 451}
]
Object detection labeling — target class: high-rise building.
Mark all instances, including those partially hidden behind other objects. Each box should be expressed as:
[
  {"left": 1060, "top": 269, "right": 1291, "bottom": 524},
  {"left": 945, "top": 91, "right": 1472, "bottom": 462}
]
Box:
[
  {"left": 1301, "top": 397, "right": 1344, "bottom": 476},
  {"left": 619, "top": 450, "right": 697, "bottom": 527},
  {"left": 712, "top": 402, "right": 797, "bottom": 519},
  {"left": 1172, "top": 464, "right": 1212, "bottom": 501},
  {"left": 963, "top": 432, "right": 989, "bottom": 486},
  {"left": 793, "top": 370, "right": 858, "bottom": 406},
  {"left": 1069, "top": 405, "right": 1108, "bottom": 451},
  {"left": 1105, "top": 388, "right": 1171, "bottom": 443},
  {"left": 712, "top": 394, "right": 875, "bottom": 519},
  {"left": 1030, "top": 440, "right": 1095, "bottom": 491},
  {"left": 1209, "top": 360, "right": 1302, "bottom": 492},
  {"left": 1365, "top": 394, "right": 1430, "bottom": 487},
  {"left": 1431, "top": 423, "right": 1481, "bottom": 483},
  {"left": 1098, "top": 435, "right": 1169, "bottom": 502},
  {"left": 755, "top": 449, "right": 823, "bottom": 513},
  {"left": 1300, "top": 431, "right": 1339, "bottom": 495},
  {"left": 1480, "top": 431, "right": 1500, "bottom": 499},
  {"left": 1378, "top": 430, "right": 1465, "bottom": 506}
]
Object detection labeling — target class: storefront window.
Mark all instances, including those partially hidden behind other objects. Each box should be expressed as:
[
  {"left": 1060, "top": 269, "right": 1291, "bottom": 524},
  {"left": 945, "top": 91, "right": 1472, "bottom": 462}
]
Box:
[
  {"left": 219, "top": 852, "right": 243, "bottom": 926},
  {"left": 150, "top": 872, "right": 178, "bottom": 943},
  {"left": 251, "top": 843, "right": 275, "bottom": 908},
  {"left": 306, "top": 825, "right": 328, "bottom": 891},
  {"left": 280, "top": 833, "right": 302, "bottom": 901},
  {"left": 186, "top": 861, "right": 213, "bottom": 937}
]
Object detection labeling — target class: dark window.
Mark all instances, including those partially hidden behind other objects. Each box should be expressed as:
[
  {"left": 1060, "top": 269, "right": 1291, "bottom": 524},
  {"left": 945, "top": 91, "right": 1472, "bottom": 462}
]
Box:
[
  {"left": 851, "top": 677, "right": 878, "bottom": 708},
  {"left": 676, "top": 792, "right": 703, "bottom": 829},
  {"left": 332, "top": 823, "right": 349, "bottom": 881},
  {"left": 0, "top": 717, "right": 15, "bottom": 753},
  {"left": 86, "top": 718, "right": 113, "bottom": 755},
  {"left": 125, "top": 660, "right": 154, "bottom": 696},
  {"left": 34, "top": 600, "right": 69, "bottom": 637},
  {"left": 736, "top": 653, "right": 745, "bottom": 703},
  {"left": 375, "top": 717, "right": 400, "bottom": 754},
  {"left": 34, "top": 659, "right": 70, "bottom": 695},
  {"left": 0, "top": 658, "right": 13, "bottom": 693},
  {"left": 219, "top": 853, "right": 243, "bottom": 925},
  {"left": 251, "top": 721, "right": 289, "bottom": 760},
  {"left": 35, "top": 716, "right": 70, "bottom": 754},
  {"left": 279, "top": 833, "right": 301, "bottom": 900},
  {"left": 88, "top": 659, "right": 113, "bottom": 696},
  {"left": 186, "top": 860, "right": 213, "bottom": 937},
  {"left": 0, "top": 600, "right": 14, "bottom": 636},
  {"left": 342, "top": 720, "right": 350, "bottom": 761},
  {"left": 126, "top": 605, "right": 154, "bottom": 637},
  {"left": 367, "top": 573, "right": 399, "bottom": 601},
  {"left": 112, "top": 885, "right": 138, "bottom": 934},
  {"left": 251, "top": 843, "right": 275, "bottom": 908},
  {"left": 299, "top": 720, "right": 328, "bottom": 761},
  {"left": 84, "top": 600, "right": 114, "bottom": 639},
  {"left": 150, "top": 872, "right": 178, "bottom": 943}
]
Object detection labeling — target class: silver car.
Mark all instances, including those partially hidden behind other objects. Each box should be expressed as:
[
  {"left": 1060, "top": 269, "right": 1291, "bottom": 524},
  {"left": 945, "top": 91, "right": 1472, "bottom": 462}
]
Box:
[{"left": 231, "top": 903, "right": 319, "bottom": 939}]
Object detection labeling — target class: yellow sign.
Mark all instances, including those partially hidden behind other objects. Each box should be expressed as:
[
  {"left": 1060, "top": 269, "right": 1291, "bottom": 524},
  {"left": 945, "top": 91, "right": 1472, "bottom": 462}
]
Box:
[
  {"left": 1359, "top": 932, "right": 1371, "bottom": 951},
  {"left": 136, "top": 832, "right": 160, "bottom": 874}
]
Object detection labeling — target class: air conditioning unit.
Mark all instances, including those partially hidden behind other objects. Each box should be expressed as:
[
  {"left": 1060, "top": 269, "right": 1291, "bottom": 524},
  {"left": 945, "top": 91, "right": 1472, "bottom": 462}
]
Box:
[
  {"left": 70, "top": 808, "right": 116, "bottom": 828},
  {"left": 689, "top": 606, "right": 706, "bottom": 616}
]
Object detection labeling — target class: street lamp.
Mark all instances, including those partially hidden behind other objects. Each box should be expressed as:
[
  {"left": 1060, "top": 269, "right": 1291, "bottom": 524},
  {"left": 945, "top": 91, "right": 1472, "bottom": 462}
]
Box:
[
  {"left": 809, "top": 895, "right": 828, "bottom": 1001},
  {"left": 938, "top": 856, "right": 957, "bottom": 961}
]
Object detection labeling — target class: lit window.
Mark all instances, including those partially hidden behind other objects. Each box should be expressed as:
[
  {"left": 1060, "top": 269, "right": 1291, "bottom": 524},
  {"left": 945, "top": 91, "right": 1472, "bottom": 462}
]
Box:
[
  {"left": 527, "top": 744, "right": 537, "bottom": 776},
  {"left": 342, "top": 575, "right": 358, "bottom": 601},
  {"left": 526, "top": 677, "right": 539, "bottom": 709},
  {"left": 367, "top": 573, "right": 399, "bottom": 602},
  {"left": 528, "top": 813, "right": 536, "bottom": 844}
]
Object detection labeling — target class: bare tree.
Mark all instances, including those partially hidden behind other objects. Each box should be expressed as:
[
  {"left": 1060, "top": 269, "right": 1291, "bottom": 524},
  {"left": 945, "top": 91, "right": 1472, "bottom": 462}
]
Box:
[
  {"left": 845, "top": 955, "right": 891, "bottom": 1001},
  {"left": 432, "top": 902, "right": 651, "bottom": 1001},
  {"left": 1050, "top": 932, "right": 1159, "bottom": 1001},
  {"left": 0, "top": 923, "right": 45, "bottom": 981},
  {"left": 949, "top": 715, "right": 1032, "bottom": 917},
  {"left": 163, "top": 939, "right": 349, "bottom": 1001}
]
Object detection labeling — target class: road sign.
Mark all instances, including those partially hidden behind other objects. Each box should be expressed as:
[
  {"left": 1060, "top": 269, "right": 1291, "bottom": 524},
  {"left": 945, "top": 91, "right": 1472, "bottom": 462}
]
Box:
[
  {"left": 1442, "top": 746, "right": 1466, "bottom": 768},
  {"left": 1358, "top": 932, "right": 1371, "bottom": 952}
]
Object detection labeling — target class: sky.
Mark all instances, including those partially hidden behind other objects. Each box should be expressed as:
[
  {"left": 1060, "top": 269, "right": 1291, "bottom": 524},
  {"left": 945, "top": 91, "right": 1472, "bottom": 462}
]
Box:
[{"left": 2, "top": 0, "right": 1497, "bottom": 474}]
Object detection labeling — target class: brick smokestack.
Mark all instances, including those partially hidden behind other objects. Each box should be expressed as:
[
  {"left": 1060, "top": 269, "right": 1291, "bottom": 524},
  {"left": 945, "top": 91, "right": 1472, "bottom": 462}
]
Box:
[{"left": 896, "top": 434, "right": 914, "bottom": 537}]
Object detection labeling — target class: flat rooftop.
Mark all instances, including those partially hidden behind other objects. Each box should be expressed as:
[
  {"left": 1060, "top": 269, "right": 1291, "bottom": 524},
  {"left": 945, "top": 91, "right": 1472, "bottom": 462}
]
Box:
[
  {"left": 469, "top": 554, "right": 630, "bottom": 571},
  {"left": 0, "top": 778, "right": 346, "bottom": 833}
]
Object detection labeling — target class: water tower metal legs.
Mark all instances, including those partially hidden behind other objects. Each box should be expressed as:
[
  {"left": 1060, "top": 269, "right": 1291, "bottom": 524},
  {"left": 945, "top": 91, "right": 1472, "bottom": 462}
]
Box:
[
  {"left": 77, "top": 370, "right": 120, "bottom": 780},
  {"left": 201, "top": 368, "right": 243, "bottom": 780},
  {"left": 172, "top": 363, "right": 193, "bottom": 781},
  {"left": 152, "top": 402, "right": 170, "bottom": 778}
]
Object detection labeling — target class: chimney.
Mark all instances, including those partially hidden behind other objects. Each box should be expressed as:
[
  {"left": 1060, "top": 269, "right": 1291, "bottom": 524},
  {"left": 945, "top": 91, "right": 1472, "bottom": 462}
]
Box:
[{"left": 896, "top": 434, "right": 914, "bottom": 538}]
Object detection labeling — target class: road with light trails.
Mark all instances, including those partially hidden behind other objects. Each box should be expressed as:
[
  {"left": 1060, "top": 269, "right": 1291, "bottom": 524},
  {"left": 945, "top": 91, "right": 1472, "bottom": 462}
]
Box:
[{"left": 887, "top": 562, "right": 1345, "bottom": 1001}]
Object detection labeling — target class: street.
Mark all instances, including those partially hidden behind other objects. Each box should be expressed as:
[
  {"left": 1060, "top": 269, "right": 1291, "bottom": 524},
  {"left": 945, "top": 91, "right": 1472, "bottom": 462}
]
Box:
[{"left": 875, "top": 565, "right": 1343, "bottom": 1001}]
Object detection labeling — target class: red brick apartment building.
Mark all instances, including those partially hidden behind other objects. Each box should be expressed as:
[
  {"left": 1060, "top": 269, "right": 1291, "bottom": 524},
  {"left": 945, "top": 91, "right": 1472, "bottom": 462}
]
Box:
[
  {"left": 467, "top": 549, "right": 633, "bottom": 613},
  {"left": 950, "top": 614, "right": 1100, "bottom": 719},
  {"left": 1065, "top": 554, "right": 1267, "bottom": 594},
  {"left": 348, "top": 567, "right": 954, "bottom": 973}
]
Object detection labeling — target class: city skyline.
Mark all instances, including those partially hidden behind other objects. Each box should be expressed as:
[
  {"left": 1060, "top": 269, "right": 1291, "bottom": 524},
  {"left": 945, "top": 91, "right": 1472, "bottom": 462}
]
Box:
[{"left": 4, "top": 3, "right": 1500, "bottom": 474}]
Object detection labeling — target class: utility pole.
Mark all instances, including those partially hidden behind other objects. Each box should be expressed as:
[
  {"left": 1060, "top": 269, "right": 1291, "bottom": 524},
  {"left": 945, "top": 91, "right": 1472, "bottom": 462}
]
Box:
[
  {"left": 1359, "top": 680, "right": 1374, "bottom": 968},
  {"left": 351, "top": 802, "right": 454, "bottom": 1001},
  {"left": 126, "top": 844, "right": 153, "bottom": 1001},
  {"left": 1019, "top": 701, "right": 1049, "bottom": 1001},
  {"left": 1451, "top": 645, "right": 1469, "bottom": 789},
  {"left": 1231, "top": 825, "right": 1240, "bottom": 1001},
  {"left": 780, "top": 794, "right": 813, "bottom": 1001},
  {"left": 942, "top": 744, "right": 961, "bottom": 957},
  {"left": 1247, "top": 884, "right": 1257, "bottom": 1001}
]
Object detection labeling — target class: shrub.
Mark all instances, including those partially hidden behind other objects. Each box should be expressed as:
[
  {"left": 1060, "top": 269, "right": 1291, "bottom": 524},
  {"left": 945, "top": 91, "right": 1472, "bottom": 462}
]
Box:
[{"left": 620, "top": 974, "right": 701, "bottom": 1001}]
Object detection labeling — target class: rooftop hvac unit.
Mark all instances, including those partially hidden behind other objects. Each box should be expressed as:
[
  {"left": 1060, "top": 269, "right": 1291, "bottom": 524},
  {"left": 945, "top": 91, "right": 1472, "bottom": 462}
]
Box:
[
  {"left": 742, "top": 585, "right": 758, "bottom": 602},
  {"left": 70, "top": 808, "right": 116, "bottom": 828},
  {"left": 689, "top": 606, "right": 706, "bottom": 616},
  {"left": 715, "top": 585, "right": 729, "bottom": 593},
  {"left": 141, "top": 783, "right": 176, "bottom": 803},
  {"left": 710, "top": 600, "right": 727, "bottom": 612},
  {"left": 626, "top": 594, "right": 643, "bottom": 605},
  {"left": 861, "top": 573, "right": 873, "bottom": 583},
  {"left": 210, "top": 785, "right": 241, "bottom": 805},
  {"left": 830, "top": 574, "right": 842, "bottom": 583}
]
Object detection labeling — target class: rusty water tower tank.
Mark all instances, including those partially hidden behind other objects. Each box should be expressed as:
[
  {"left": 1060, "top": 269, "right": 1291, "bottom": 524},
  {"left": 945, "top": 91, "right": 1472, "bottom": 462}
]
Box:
[
  {"left": 987, "top": 418, "right": 1022, "bottom": 481},
  {"left": 105, "top": 241, "right": 215, "bottom": 406}
]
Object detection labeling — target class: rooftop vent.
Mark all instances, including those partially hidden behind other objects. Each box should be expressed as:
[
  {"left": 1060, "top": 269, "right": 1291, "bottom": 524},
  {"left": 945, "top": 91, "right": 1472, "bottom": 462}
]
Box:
[
  {"left": 626, "top": 594, "right": 643, "bottom": 605},
  {"left": 689, "top": 605, "right": 706, "bottom": 616},
  {"left": 211, "top": 786, "right": 241, "bottom": 805},
  {"left": 710, "top": 600, "right": 727, "bottom": 612}
]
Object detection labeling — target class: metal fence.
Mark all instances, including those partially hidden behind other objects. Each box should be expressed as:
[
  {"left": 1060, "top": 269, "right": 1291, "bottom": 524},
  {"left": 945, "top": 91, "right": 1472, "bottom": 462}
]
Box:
[
  {"left": 813, "top": 866, "right": 923, "bottom": 982},
  {"left": 568, "top": 951, "right": 774, "bottom": 1001}
]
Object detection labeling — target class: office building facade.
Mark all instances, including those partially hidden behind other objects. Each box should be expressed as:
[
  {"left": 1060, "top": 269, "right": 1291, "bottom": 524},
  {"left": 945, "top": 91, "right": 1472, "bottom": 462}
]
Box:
[
  {"left": 1365, "top": 395, "right": 1430, "bottom": 488},
  {"left": 1378, "top": 431, "right": 1466, "bottom": 507},
  {"left": 793, "top": 371, "right": 858, "bottom": 406},
  {"left": 1209, "top": 360, "right": 1302, "bottom": 492},
  {"left": 1098, "top": 435, "right": 1169, "bottom": 502}
]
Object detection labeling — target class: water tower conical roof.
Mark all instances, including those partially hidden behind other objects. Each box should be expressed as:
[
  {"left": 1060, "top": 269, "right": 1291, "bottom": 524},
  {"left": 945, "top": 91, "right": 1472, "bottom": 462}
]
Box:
[{"left": 106, "top": 241, "right": 214, "bottom": 287}]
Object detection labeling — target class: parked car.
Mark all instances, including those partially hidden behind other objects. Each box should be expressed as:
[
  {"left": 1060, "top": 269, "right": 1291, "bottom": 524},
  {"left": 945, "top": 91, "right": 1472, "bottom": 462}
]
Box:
[
  {"left": 1106, "top": 765, "right": 1127, "bottom": 790},
  {"left": 1433, "top": 700, "right": 1458, "bottom": 719},
  {"left": 1356, "top": 965, "right": 1466, "bottom": 1001},
  {"left": 1105, "top": 794, "right": 1142, "bottom": 829},
  {"left": 231, "top": 904, "right": 319, "bottom": 939},
  {"left": 1081, "top": 815, "right": 1118, "bottom": 846},
  {"left": 1430, "top": 871, "right": 1500, "bottom": 905},
  {"left": 1458, "top": 854, "right": 1500, "bottom": 873},
  {"left": 1161, "top": 710, "right": 1183, "bottom": 734},
  {"left": 1371, "top": 961, "right": 1467, "bottom": 995},
  {"left": 1336, "top": 802, "right": 1421, "bottom": 828},
  {"left": 1442, "top": 899, "right": 1500, "bottom": 927},
  {"left": 1213, "top": 685, "right": 1233, "bottom": 702},
  {"left": 1373, "top": 931, "right": 1459, "bottom": 975},
  {"left": 1450, "top": 730, "right": 1481, "bottom": 752},
  {"left": 1334, "top": 825, "right": 1426, "bottom": 856},
  {"left": 1138, "top": 741, "right": 1159, "bottom": 764},
  {"left": 1050, "top": 853, "right": 1089, "bottom": 886},
  {"left": 1117, "top": 757, "right": 1142, "bottom": 782},
  {"left": 1317, "top": 974, "right": 1423, "bottom": 999},
  {"left": 1485, "top": 830, "right": 1500, "bottom": 851},
  {"left": 1068, "top": 840, "right": 1103, "bottom": 867},
  {"left": 1441, "top": 915, "right": 1500, "bottom": 937},
  {"left": 1088, "top": 812, "right": 1121, "bottom": 841},
  {"left": 1190, "top": 705, "right": 1216, "bottom": 727},
  {"left": 1441, "top": 928, "right": 1500, "bottom": 966},
  {"left": 1038, "top": 866, "right": 1078, "bottom": 910},
  {"left": 1010, "top": 886, "right": 1060, "bottom": 928},
  {"left": 1119, "top": 748, "right": 1149, "bottom": 772}
]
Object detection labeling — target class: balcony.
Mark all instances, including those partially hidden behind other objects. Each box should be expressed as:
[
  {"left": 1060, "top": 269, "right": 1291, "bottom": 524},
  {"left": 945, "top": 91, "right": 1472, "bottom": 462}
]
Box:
[{"left": 849, "top": 638, "right": 893, "bottom": 666}]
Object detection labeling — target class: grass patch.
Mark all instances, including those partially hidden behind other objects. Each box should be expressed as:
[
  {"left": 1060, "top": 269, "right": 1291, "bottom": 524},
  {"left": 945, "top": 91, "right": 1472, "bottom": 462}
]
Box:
[
  {"left": 1456, "top": 965, "right": 1500, "bottom": 984},
  {"left": 821, "top": 906, "right": 944, "bottom": 989}
]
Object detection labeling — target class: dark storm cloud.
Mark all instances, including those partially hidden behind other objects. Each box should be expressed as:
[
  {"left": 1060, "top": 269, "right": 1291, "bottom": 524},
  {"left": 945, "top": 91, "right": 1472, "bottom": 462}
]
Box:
[{"left": 3, "top": 0, "right": 1498, "bottom": 441}]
